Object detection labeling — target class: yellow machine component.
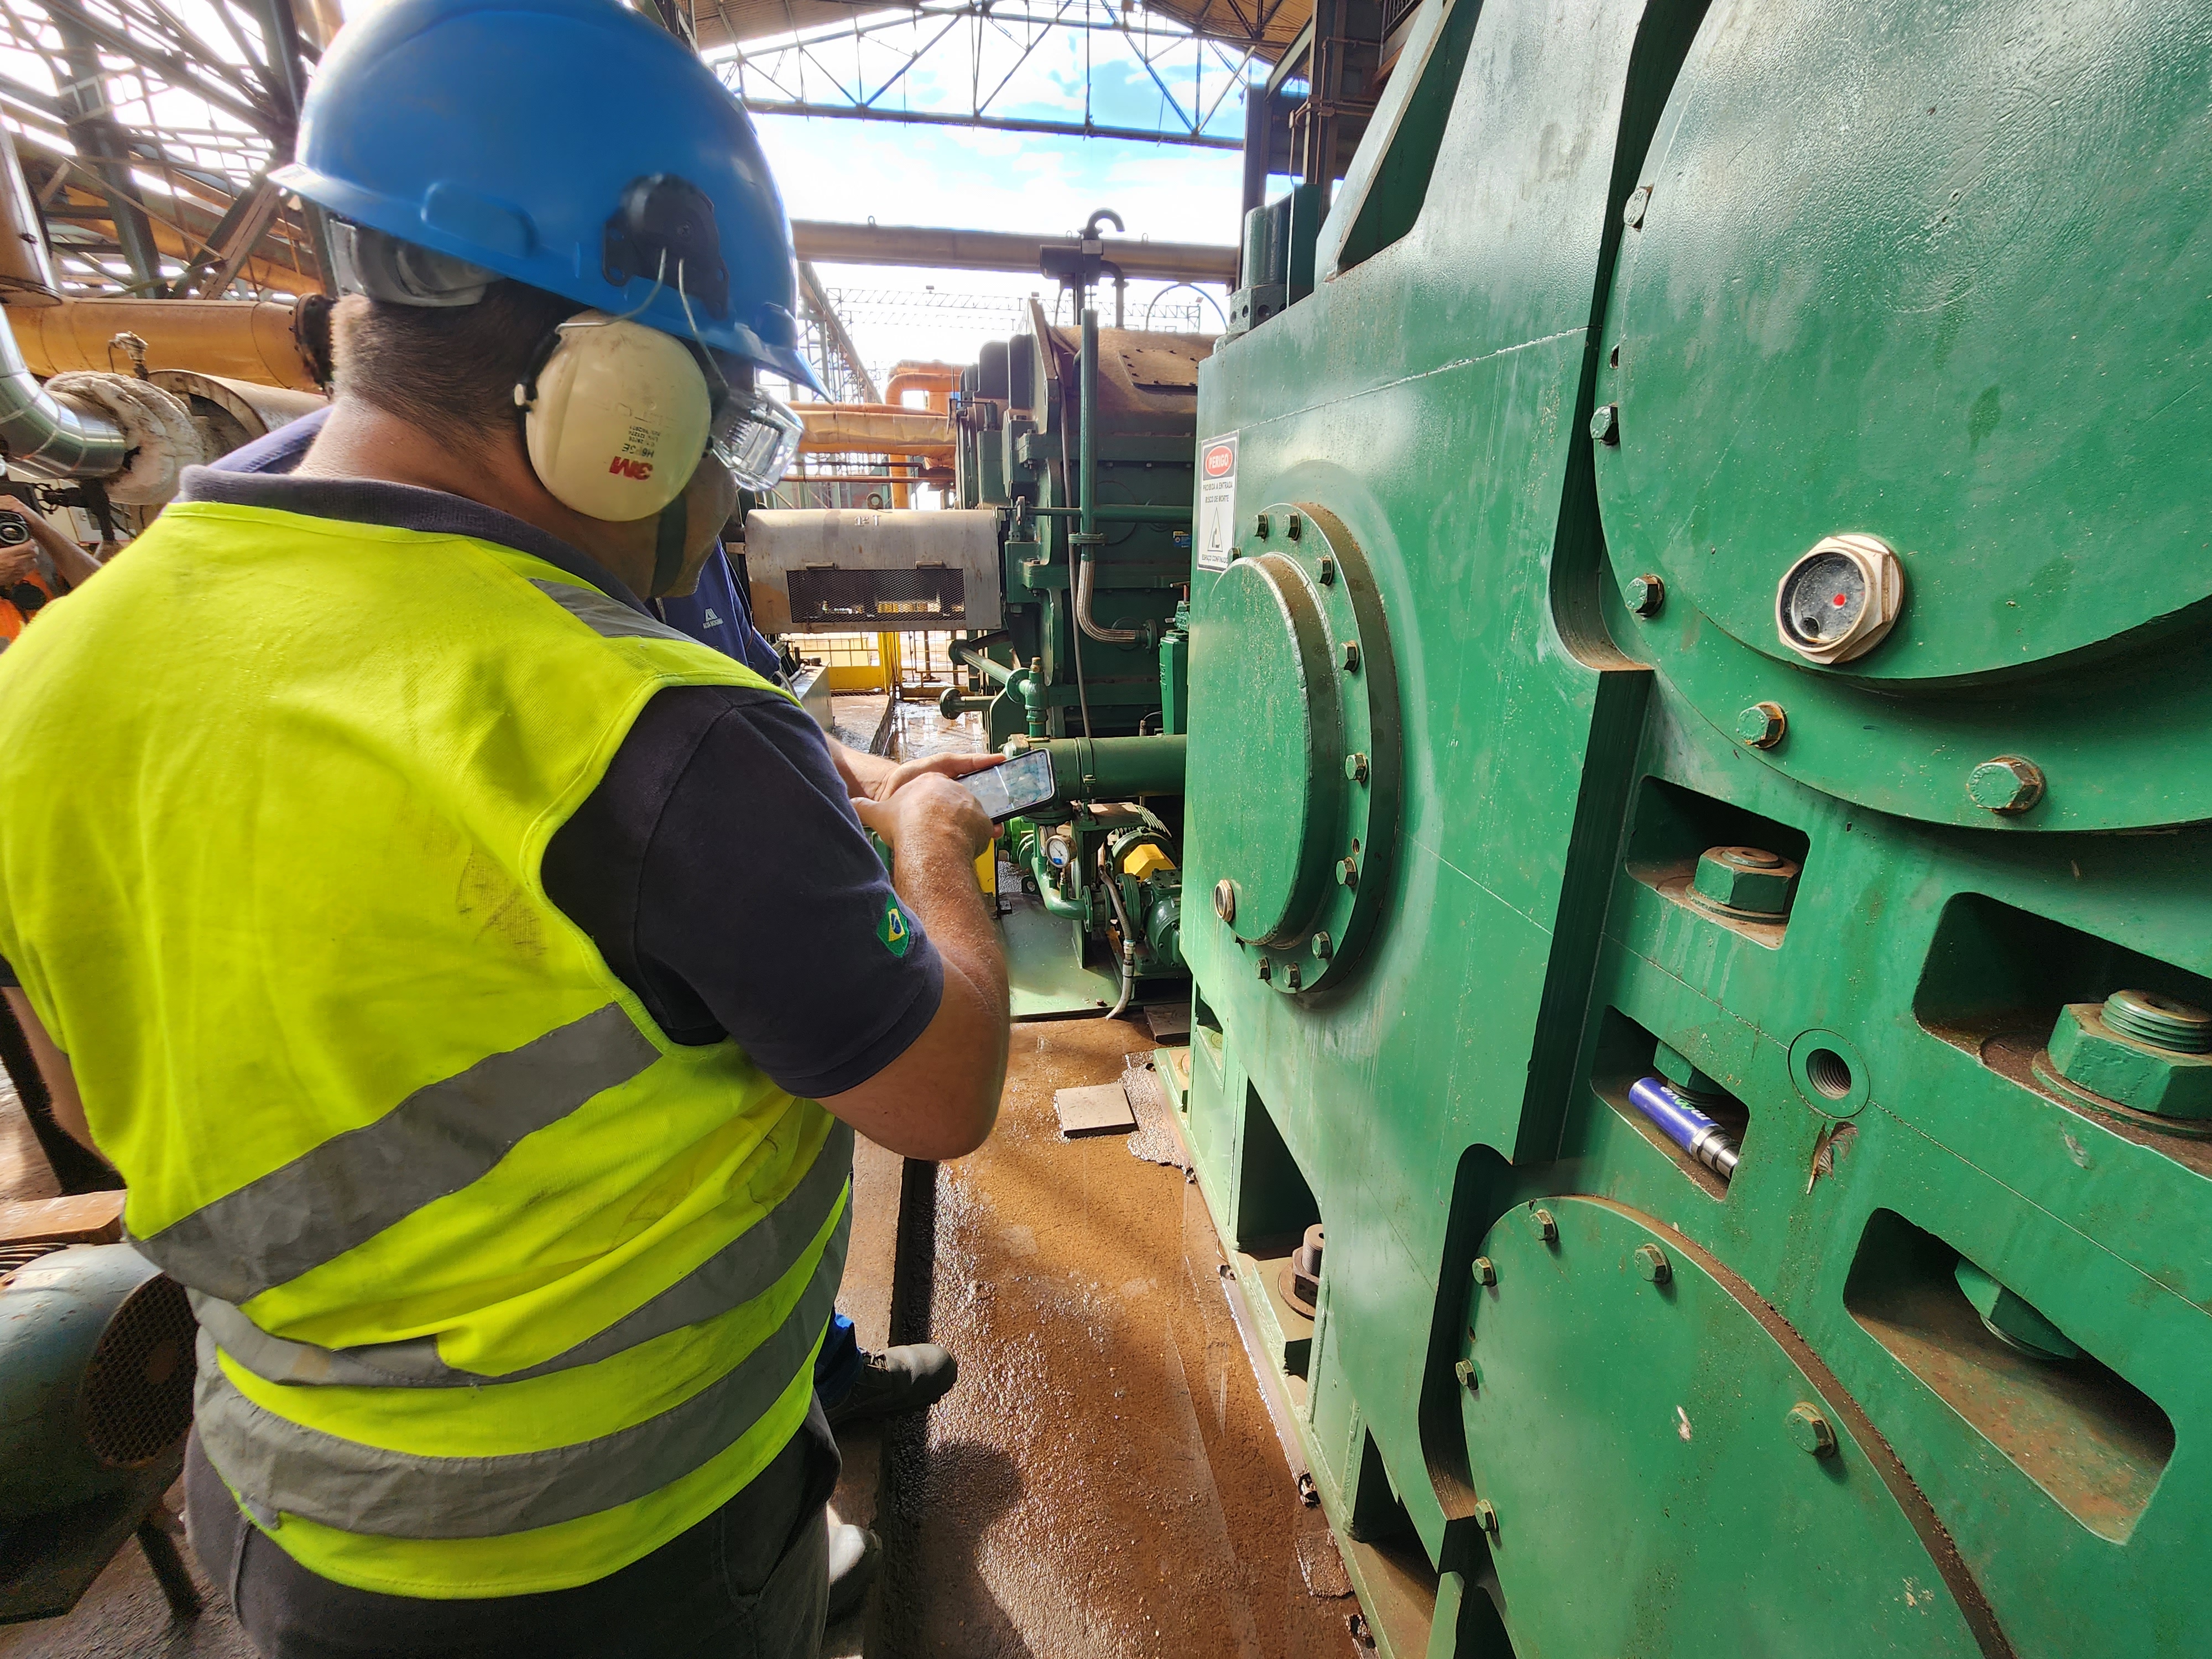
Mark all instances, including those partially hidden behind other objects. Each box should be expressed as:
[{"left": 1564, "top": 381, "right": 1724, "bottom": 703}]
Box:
[
  {"left": 12, "top": 298, "right": 322, "bottom": 392},
  {"left": 1120, "top": 842, "right": 1176, "bottom": 881}
]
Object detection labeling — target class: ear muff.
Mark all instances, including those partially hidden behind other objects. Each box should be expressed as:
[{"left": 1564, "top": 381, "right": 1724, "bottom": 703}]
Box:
[{"left": 517, "top": 313, "right": 712, "bottom": 522}]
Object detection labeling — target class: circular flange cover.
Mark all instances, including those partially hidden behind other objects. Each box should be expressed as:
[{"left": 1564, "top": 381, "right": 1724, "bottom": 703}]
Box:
[{"left": 1185, "top": 503, "right": 1400, "bottom": 994}]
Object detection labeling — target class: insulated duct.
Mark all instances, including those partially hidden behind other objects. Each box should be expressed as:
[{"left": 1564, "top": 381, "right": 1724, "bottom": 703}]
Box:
[{"left": 0, "top": 310, "right": 126, "bottom": 479}]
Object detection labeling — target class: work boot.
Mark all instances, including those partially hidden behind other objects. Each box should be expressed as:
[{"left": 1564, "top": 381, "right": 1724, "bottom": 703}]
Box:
[
  {"left": 826, "top": 1519, "right": 881, "bottom": 1625},
  {"left": 823, "top": 1343, "right": 958, "bottom": 1430}
]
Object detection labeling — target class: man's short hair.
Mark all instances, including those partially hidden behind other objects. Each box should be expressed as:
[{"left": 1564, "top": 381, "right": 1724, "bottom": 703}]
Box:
[{"left": 333, "top": 280, "right": 583, "bottom": 455}]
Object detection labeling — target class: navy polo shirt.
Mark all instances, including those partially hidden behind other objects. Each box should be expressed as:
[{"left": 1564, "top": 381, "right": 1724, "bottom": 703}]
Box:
[{"left": 0, "top": 410, "right": 940, "bottom": 1101}]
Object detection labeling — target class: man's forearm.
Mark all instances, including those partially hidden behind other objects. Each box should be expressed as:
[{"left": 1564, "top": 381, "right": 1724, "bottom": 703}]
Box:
[
  {"left": 891, "top": 825, "right": 1008, "bottom": 1019},
  {"left": 831, "top": 739, "right": 895, "bottom": 799}
]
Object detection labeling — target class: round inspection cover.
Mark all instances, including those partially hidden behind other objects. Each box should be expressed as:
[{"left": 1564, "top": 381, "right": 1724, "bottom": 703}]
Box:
[
  {"left": 1459, "top": 1197, "right": 1996, "bottom": 1658},
  {"left": 1590, "top": 1, "right": 2212, "bottom": 830},
  {"left": 1187, "top": 550, "right": 1342, "bottom": 947},
  {"left": 1185, "top": 505, "right": 1400, "bottom": 993}
]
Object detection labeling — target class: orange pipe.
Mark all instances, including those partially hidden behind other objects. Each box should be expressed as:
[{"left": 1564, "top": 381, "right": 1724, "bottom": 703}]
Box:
[{"left": 12, "top": 298, "right": 320, "bottom": 392}]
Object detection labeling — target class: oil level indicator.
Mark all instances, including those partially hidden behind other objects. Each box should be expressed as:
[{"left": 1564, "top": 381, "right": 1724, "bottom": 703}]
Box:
[{"left": 1775, "top": 533, "right": 1905, "bottom": 665}]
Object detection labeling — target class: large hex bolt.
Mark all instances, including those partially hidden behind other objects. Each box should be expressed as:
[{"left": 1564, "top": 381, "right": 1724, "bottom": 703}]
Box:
[
  {"left": 2046, "top": 990, "right": 2212, "bottom": 1119},
  {"left": 1688, "top": 845, "right": 1801, "bottom": 920},
  {"left": 1967, "top": 755, "right": 2045, "bottom": 815},
  {"left": 1625, "top": 573, "right": 1666, "bottom": 617},
  {"left": 1735, "top": 701, "right": 1787, "bottom": 749},
  {"left": 1213, "top": 879, "right": 1238, "bottom": 926},
  {"left": 1786, "top": 1402, "right": 1838, "bottom": 1458}
]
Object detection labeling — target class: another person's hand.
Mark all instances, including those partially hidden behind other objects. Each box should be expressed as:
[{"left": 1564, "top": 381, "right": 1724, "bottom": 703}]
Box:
[
  {"left": 0, "top": 545, "right": 38, "bottom": 587},
  {"left": 865, "top": 751, "right": 1005, "bottom": 803},
  {"left": 852, "top": 771, "right": 994, "bottom": 859}
]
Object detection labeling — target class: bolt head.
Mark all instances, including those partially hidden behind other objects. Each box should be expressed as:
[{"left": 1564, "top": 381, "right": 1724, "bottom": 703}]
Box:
[
  {"left": 1256, "top": 957, "right": 1272, "bottom": 982},
  {"left": 1471, "top": 1256, "right": 1497, "bottom": 1287},
  {"left": 1967, "top": 755, "right": 2045, "bottom": 815},
  {"left": 1317, "top": 555, "right": 1337, "bottom": 585},
  {"left": 2047, "top": 1001, "right": 2212, "bottom": 1118},
  {"left": 1340, "top": 640, "right": 1361, "bottom": 672},
  {"left": 1689, "top": 844, "right": 1801, "bottom": 919},
  {"left": 1473, "top": 1499, "right": 1498, "bottom": 1533},
  {"left": 1213, "top": 878, "right": 1237, "bottom": 925},
  {"left": 1344, "top": 752, "right": 1370, "bottom": 783},
  {"left": 1786, "top": 1402, "right": 1838, "bottom": 1457},
  {"left": 1285, "top": 962, "right": 1302, "bottom": 992},
  {"left": 1590, "top": 403, "right": 1620, "bottom": 444},
  {"left": 1335, "top": 857, "right": 1358, "bottom": 888},
  {"left": 1634, "top": 1243, "right": 1672, "bottom": 1284},
  {"left": 1255, "top": 512, "right": 1271, "bottom": 538},
  {"left": 1453, "top": 1358, "right": 1477, "bottom": 1390},
  {"left": 1735, "top": 701, "right": 1787, "bottom": 749},
  {"left": 1311, "top": 931, "right": 1333, "bottom": 961},
  {"left": 1623, "top": 184, "right": 1652, "bottom": 228},
  {"left": 1625, "top": 573, "right": 1665, "bottom": 617},
  {"left": 1529, "top": 1206, "right": 1558, "bottom": 1244},
  {"left": 1287, "top": 513, "right": 1303, "bottom": 540}
]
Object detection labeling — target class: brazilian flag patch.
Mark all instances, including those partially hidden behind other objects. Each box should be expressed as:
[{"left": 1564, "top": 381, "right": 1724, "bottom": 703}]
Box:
[{"left": 877, "top": 895, "right": 913, "bottom": 958}]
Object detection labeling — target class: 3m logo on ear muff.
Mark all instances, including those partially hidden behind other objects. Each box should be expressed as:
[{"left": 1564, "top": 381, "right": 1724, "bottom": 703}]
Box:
[{"left": 520, "top": 312, "right": 712, "bottom": 523}]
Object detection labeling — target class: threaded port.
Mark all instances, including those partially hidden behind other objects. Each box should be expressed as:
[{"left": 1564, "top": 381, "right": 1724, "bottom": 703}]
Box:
[{"left": 1805, "top": 1048, "right": 1854, "bottom": 1100}]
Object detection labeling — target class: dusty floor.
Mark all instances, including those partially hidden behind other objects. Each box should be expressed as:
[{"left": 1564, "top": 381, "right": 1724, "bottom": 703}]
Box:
[
  {"left": 1, "top": 699, "right": 1354, "bottom": 1657},
  {"left": 864, "top": 1015, "right": 1353, "bottom": 1659}
]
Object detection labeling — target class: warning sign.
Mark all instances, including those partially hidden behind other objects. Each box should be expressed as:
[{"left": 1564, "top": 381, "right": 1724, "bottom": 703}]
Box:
[{"left": 1194, "top": 432, "right": 1238, "bottom": 573}]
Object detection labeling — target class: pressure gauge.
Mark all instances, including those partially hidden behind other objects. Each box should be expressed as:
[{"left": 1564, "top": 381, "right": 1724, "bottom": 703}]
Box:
[{"left": 1775, "top": 534, "right": 1905, "bottom": 665}]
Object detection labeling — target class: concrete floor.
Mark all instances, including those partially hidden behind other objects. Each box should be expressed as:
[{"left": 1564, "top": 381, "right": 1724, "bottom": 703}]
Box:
[{"left": 1, "top": 700, "right": 1355, "bottom": 1657}]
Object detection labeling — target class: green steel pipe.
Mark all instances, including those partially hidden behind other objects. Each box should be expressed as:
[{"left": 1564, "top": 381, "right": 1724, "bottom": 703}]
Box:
[
  {"left": 1024, "top": 843, "right": 1091, "bottom": 921},
  {"left": 1080, "top": 306, "right": 1098, "bottom": 540},
  {"left": 949, "top": 640, "right": 1051, "bottom": 735},
  {"left": 1016, "top": 734, "right": 1187, "bottom": 800},
  {"left": 1026, "top": 504, "right": 1192, "bottom": 524}
]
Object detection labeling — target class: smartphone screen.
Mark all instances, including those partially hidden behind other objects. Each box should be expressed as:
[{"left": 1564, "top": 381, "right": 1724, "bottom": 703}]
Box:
[{"left": 962, "top": 747, "right": 1059, "bottom": 821}]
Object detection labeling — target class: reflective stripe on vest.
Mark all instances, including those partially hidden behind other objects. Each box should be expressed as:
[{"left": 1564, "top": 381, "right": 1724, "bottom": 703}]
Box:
[
  {"left": 194, "top": 1204, "right": 847, "bottom": 1540},
  {"left": 137, "top": 1004, "right": 658, "bottom": 1306},
  {"left": 189, "top": 1121, "right": 854, "bottom": 1387},
  {"left": 0, "top": 503, "right": 846, "bottom": 1596}
]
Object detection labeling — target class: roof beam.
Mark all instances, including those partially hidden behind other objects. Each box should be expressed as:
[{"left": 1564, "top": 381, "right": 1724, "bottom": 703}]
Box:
[
  {"left": 791, "top": 218, "right": 1237, "bottom": 285},
  {"left": 750, "top": 98, "right": 1241, "bottom": 150}
]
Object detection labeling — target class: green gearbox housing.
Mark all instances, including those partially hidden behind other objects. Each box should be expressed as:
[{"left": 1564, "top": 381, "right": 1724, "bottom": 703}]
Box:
[{"left": 1163, "top": 1, "right": 2212, "bottom": 1657}]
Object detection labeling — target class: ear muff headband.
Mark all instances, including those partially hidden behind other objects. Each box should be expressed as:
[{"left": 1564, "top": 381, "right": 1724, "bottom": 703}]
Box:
[{"left": 516, "top": 313, "right": 712, "bottom": 522}]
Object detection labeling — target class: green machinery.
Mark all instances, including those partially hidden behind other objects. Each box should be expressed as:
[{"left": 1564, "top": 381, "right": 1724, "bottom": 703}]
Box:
[
  {"left": 1171, "top": 1, "right": 2212, "bottom": 1656},
  {"left": 941, "top": 305, "right": 1206, "bottom": 1002}
]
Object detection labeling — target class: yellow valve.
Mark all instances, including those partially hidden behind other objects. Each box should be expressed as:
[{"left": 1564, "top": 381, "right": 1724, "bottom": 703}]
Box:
[{"left": 1120, "top": 842, "right": 1176, "bottom": 881}]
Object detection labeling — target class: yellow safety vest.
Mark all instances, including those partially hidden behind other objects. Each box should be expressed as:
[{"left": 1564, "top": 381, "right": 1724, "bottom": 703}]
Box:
[{"left": 0, "top": 500, "right": 850, "bottom": 1599}]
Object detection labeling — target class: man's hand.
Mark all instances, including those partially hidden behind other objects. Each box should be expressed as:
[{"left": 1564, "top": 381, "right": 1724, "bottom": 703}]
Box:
[
  {"left": 822, "top": 771, "right": 1009, "bottom": 1162},
  {"left": 851, "top": 769, "right": 994, "bottom": 853},
  {"left": 864, "top": 751, "right": 1006, "bottom": 804},
  {"left": 0, "top": 545, "right": 38, "bottom": 587}
]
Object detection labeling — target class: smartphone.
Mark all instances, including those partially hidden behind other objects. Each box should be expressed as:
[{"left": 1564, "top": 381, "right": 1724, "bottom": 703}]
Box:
[{"left": 962, "top": 747, "right": 1059, "bottom": 822}]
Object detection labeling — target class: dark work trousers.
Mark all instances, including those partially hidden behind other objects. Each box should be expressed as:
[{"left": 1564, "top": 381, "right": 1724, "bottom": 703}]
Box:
[{"left": 184, "top": 1400, "right": 839, "bottom": 1659}]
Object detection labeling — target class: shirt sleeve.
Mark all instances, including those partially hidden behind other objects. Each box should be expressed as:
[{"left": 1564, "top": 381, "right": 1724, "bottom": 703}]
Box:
[
  {"left": 0, "top": 954, "right": 15, "bottom": 989},
  {"left": 542, "top": 684, "right": 943, "bottom": 1100}
]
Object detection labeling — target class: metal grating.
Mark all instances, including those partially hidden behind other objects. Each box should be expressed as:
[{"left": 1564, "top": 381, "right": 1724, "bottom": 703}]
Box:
[
  {"left": 786, "top": 567, "right": 967, "bottom": 626},
  {"left": 79, "top": 1272, "right": 196, "bottom": 1467}
]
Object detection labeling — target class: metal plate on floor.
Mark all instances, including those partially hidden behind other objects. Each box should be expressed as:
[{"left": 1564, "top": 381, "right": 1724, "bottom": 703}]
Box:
[
  {"left": 1054, "top": 1082, "right": 1137, "bottom": 1138},
  {"left": 1001, "top": 894, "right": 1120, "bottom": 1019}
]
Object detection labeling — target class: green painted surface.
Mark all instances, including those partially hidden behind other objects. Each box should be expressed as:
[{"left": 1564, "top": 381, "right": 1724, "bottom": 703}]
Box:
[{"left": 1176, "top": 1, "right": 2212, "bottom": 1656}]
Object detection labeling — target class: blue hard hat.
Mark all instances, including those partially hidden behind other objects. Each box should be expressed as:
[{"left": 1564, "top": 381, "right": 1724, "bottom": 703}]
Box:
[{"left": 272, "top": 0, "right": 825, "bottom": 393}]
